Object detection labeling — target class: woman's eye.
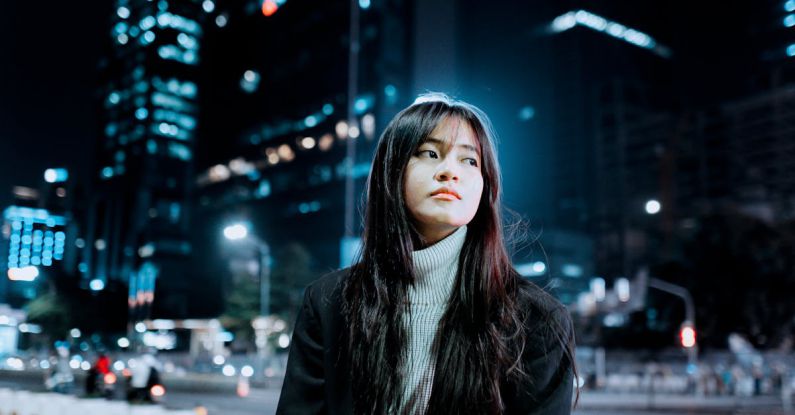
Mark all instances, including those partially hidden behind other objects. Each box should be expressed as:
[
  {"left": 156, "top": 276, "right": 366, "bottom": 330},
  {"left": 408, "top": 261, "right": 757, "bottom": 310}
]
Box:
[
  {"left": 418, "top": 150, "right": 438, "bottom": 158},
  {"left": 465, "top": 158, "right": 479, "bottom": 167}
]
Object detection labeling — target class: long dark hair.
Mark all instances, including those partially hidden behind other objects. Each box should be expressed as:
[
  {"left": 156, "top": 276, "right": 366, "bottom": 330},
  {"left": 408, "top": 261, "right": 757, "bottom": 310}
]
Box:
[{"left": 342, "top": 94, "right": 577, "bottom": 414}]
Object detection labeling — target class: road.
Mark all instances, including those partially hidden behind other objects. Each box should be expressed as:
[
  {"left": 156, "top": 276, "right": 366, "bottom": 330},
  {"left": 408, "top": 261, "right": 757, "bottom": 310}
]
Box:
[
  {"left": 162, "top": 389, "right": 792, "bottom": 415},
  {"left": 0, "top": 370, "right": 788, "bottom": 414},
  {"left": 163, "top": 389, "right": 787, "bottom": 415}
]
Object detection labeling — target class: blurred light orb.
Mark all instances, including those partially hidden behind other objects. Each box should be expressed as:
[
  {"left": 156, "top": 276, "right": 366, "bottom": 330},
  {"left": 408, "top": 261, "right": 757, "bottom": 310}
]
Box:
[
  {"left": 135, "top": 322, "right": 147, "bottom": 333},
  {"left": 335, "top": 121, "right": 349, "bottom": 139},
  {"left": 300, "top": 137, "right": 316, "bottom": 150},
  {"left": 7, "top": 266, "right": 39, "bottom": 281},
  {"left": 354, "top": 98, "right": 368, "bottom": 113},
  {"left": 384, "top": 84, "right": 397, "bottom": 97},
  {"left": 241, "top": 365, "right": 254, "bottom": 377},
  {"left": 117, "top": 6, "right": 131, "bottom": 19},
  {"left": 44, "top": 169, "right": 58, "bottom": 183},
  {"left": 277, "top": 144, "right": 295, "bottom": 161},
  {"left": 359, "top": 0, "right": 370, "bottom": 9},
  {"left": 304, "top": 115, "right": 318, "bottom": 128},
  {"left": 318, "top": 134, "right": 334, "bottom": 151},
  {"left": 261, "top": 0, "right": 278, "bottom": 16},
  {"left": 222, "top": 364, "right": 236, "bottom": 377},
  {"left": 240, "top": 70, "right": 260, "bottom": 93},
  {"left": 202, "top": 0, "right": 215, "bottom": 13},
  {"left": 576, "top": 376, "right": 586, "bottom": 388},
  {"left": 362, "top": 114, "right": 375, "bottom": 138},
  {"left": 213, "top": 355, "right": 225, "bottom": 365},
  {"left": 150, "top": 384, "right": 165, "bottom": 397},
  {"left": 89, "top": 279, "right": 105, "bottom": 291},
  {"left": 645, "top": 199, "right": 661, "bottom": 214},
  {"left": 348, "top": 125, "right": 360, "bottom": 139},
  {"left": 223, "top": 223, "right": 248, "bottom": 241},
  {"left": 518, "top": 106, "right": 535, "bottom": 121},
  {"left": 278, "top": 333, "right": 290, "bottom": 348},
  {"left": 215, "top": 14, "right": 228, "bottom": 27},
  {"left": 70, "top": 328, "right": 81, "bottom": 338},
  {"left": 681, "top": 325, "right": 697, "bottom": 348}
]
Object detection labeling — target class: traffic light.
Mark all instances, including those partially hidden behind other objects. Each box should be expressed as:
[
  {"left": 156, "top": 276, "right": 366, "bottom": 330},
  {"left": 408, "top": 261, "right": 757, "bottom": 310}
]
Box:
[
  {"left": 679, "top": 322, "right": 696, "bottom": 348},
  {"left": 261, "top": 0, "right": 278, "bottom": 16}
]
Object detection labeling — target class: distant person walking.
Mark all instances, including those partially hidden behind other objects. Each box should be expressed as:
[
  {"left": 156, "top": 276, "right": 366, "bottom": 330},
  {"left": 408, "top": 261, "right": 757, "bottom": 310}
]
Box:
[
  {"left": 276, "top": 94, "right": 578, "bottom": 414},
  {"left": 128, "top": 352, "right": 161, "bottom": 402}
]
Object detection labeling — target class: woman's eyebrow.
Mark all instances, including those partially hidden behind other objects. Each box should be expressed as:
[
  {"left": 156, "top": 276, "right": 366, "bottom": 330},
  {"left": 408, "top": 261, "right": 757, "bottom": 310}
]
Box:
[{"left": 423, "top": 137, "right": 480, "bottom": 155}]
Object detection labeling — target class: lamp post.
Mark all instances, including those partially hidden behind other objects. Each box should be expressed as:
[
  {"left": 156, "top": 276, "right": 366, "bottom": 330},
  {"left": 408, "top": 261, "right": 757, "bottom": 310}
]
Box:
[
  {"left": 647, "top": 277, "right": 697, "bottom": 369},
  {"left": 222, "top": 223, "right": 271, "bottom": 317},
  {"left": 223, "top": 222, "right": 272, "bottom": 378}
]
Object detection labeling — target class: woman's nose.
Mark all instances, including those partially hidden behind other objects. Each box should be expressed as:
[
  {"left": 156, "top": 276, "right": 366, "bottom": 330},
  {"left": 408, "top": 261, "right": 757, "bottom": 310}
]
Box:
[{"left": 434, "top": 159, "right": 459, "bottom": 182}]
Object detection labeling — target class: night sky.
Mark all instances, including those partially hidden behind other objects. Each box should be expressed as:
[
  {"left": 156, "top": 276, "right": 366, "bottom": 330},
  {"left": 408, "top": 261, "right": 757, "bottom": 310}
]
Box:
[
  {"left": 0, "top": 1, "right": 761, "bottom": 210},
  {"left": 0, "top": 3, "right": 112, "bottom": 208}
]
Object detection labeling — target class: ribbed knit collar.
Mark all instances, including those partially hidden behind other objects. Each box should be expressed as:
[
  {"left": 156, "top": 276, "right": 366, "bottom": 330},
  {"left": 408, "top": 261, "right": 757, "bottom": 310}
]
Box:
[{"left": 408, "top": 226, "right": 467, "bottom": 304}]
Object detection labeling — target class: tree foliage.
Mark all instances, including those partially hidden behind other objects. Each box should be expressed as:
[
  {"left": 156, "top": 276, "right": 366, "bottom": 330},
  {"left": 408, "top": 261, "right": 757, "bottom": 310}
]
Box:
[{"left": 26, "top": 290, "right": 71, "bottom": 340}]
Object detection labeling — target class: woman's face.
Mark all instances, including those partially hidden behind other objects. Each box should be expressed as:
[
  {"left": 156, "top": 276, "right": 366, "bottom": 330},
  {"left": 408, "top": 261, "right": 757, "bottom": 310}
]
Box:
[{"left": 403, "top": 116, "right": 484, "bottom": 245}]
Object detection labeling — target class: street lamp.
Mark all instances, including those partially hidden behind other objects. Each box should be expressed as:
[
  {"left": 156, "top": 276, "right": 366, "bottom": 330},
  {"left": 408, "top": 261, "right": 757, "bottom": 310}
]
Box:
[
  {"left": 222, "top": 222, "right": 272, "bottom": 380},
  {"left": 645, "top": 199, "right": 661, "bottom": 215},
  {"left": 222, "top": 222, "right": 270, "bottom": 317},
  {"left": 223, "top": 223, "right": 248, "bottom": 241}
]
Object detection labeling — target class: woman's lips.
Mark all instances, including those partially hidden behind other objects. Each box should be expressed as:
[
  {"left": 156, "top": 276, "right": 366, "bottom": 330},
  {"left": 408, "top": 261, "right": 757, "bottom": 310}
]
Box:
[{"left": 430, "top": 192, "right": 460, "bottom": 201}]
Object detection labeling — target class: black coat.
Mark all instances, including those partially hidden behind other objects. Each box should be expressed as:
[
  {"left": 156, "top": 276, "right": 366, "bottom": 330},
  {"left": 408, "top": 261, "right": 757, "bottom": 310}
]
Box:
[{"left": 275, "top": 268, "right": 575, "bottom": 415}]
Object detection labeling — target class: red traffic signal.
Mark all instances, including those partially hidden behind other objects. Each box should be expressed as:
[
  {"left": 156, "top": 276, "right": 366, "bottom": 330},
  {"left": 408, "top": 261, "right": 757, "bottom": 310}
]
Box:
[
  {"left": 679, "top": 323, "right": 696, "bottom": 348},
  {"left": 261, "top": 0, "right": 278, "bottom": 16}
]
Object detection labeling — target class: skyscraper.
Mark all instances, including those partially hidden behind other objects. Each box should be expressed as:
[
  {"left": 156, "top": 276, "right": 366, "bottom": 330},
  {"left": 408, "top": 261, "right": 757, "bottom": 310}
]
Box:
[
  {"left": 192, "top": 0, "right": 411, "bottom": 315},
  {"left": 88, "top": 0, "right": 209, "bottom": 320}
]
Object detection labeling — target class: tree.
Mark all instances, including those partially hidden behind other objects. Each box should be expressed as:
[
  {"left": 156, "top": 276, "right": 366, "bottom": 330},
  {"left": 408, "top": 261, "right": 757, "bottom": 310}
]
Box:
[
  {"left": 220, "top": 242, "right": 317, "bottom": 352},
  {"left": 269, "top": 242, "right": 316, "bottom": 320},
  {"left": 26, "top": 290, "right": 71, "bottom": 340},
  {"left": 220, "top": 268, "right": 260, "bottom": 353}
]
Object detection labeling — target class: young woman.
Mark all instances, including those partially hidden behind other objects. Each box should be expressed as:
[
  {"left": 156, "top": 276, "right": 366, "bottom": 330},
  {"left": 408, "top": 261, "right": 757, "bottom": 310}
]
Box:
[{"left": 276, "top": 94, "right": 577, "bottom": 415}]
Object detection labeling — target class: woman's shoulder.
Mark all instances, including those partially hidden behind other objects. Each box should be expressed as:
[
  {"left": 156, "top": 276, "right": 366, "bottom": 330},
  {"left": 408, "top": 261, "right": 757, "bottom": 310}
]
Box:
[
  {"left": 308, "top": 266, "right": 351, "bottom": 291},
  {"left": 514, "top": 277, "right": 573, "bottom": 338},
  {"left": 303, "top": 267, "right": 352, "bottom": 310}
]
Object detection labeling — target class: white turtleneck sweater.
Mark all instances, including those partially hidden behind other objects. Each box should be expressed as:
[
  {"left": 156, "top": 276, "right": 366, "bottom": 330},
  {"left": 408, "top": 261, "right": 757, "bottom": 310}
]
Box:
[{"left": 398, "top": 225, "right": 467, "bottom": 414}]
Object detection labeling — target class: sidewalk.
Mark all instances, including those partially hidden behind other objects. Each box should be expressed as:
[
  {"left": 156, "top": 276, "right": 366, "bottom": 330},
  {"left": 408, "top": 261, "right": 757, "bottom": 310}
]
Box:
[{"left": 577, "top": 391, "right": 785, "bottom": 412}]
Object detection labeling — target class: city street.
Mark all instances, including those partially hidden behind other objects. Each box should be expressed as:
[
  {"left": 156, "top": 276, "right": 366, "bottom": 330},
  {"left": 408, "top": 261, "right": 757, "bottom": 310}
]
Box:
[
  {"left": 2, "top": 2, "right": 795, "bottom": 415},
  {"left": 166, "top": 389, "right": 789, "bottom": 415},
  {"left": 0, "top": 369, "right": 788, "bottom": 415}
]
